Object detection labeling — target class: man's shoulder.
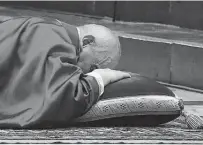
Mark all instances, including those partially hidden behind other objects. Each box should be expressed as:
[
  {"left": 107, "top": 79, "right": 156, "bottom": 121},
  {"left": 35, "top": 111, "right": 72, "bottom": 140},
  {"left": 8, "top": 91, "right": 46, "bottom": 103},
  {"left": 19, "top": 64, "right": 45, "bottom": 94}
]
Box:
[{"left": 24, "top": 16, "right": 63, "bottom": 27}]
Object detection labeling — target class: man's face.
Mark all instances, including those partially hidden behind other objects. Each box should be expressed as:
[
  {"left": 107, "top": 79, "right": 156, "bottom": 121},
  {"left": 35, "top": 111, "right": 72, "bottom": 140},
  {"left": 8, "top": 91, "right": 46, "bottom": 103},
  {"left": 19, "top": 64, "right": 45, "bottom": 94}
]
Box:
[{"left": 77, "top": 45, "right": 96, "bottom": 74}]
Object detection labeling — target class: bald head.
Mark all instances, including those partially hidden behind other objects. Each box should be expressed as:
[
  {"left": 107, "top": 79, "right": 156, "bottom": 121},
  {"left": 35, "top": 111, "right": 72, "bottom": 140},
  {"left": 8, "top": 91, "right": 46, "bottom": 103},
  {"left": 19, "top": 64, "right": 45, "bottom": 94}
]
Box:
[{"left": 77, "top": 24, "right": 121, "bottom": 70}]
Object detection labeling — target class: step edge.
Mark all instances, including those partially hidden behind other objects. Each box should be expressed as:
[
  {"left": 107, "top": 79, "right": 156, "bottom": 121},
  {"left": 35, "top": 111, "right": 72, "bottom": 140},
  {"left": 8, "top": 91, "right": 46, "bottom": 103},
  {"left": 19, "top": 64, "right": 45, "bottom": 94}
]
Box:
[{"left": 115, "top": 31, "right": 203, "bottom": 49}]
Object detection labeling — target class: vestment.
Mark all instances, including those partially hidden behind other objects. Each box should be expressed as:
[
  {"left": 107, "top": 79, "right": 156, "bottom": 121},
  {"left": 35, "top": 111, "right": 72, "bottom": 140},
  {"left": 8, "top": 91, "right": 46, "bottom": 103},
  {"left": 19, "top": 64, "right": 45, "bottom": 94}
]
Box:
[{"left": 0, "top": 17, "right": 100, "bottom": 128}]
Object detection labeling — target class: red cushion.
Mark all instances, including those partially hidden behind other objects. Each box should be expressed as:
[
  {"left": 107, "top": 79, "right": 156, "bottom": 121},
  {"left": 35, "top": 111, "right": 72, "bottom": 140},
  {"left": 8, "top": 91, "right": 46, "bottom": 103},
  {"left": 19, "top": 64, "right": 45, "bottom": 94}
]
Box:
[
  {"left": 73, "top": 73, "right": 183, "bottom": 126},
  {"left": 101, "top": 73, "right": 175, "bottom": 100}
]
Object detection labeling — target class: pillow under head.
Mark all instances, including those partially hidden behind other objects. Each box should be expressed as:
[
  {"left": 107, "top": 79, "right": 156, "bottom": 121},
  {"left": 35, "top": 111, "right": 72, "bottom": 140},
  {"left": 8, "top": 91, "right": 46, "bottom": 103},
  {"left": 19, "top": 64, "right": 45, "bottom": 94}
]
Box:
[{"left": 73, "top": 73, "right": 184, "bottom": 126}]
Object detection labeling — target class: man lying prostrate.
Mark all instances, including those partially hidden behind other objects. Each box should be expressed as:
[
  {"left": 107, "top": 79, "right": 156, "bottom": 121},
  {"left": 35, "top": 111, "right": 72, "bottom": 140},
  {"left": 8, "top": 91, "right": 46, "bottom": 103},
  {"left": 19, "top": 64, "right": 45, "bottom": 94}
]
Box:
[{"left": 0, "top": 16, "right": 130, "bottom": 128}]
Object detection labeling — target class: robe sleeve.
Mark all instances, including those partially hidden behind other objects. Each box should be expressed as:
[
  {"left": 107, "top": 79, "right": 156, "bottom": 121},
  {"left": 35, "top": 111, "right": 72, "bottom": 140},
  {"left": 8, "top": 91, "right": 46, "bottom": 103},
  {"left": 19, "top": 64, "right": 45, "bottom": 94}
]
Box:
[{"left": 0, "top": 17, "right": 100, "bottom": 128}]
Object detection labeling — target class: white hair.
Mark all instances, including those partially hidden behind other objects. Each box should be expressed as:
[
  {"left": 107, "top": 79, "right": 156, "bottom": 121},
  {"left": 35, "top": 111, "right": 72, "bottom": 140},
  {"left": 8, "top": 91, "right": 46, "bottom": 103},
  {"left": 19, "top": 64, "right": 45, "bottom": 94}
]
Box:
[{"left": 78, "top": 24, "right": 121, "bottom": 69}]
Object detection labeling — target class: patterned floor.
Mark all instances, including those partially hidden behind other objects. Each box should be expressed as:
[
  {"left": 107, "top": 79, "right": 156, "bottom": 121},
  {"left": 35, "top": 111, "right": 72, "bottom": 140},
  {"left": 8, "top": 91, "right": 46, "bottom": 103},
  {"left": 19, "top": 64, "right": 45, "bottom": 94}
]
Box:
[{"left": 0, "top": 117, "right": 202, "bottom": 143}]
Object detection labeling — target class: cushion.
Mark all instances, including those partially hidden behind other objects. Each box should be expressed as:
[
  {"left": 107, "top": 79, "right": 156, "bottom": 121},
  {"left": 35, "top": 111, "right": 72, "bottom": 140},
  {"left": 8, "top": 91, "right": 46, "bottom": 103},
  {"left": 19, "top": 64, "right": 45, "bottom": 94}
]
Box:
[{"left": 73, "top": 73, "right": 184, "bottom": 126}]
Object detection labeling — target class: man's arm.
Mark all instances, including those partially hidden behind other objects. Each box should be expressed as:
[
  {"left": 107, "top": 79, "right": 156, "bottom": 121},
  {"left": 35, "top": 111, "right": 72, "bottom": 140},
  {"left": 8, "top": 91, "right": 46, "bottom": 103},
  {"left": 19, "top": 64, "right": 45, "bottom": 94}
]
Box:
[{"left": 23, "top": 17, "right": 103, "bottom": 121}]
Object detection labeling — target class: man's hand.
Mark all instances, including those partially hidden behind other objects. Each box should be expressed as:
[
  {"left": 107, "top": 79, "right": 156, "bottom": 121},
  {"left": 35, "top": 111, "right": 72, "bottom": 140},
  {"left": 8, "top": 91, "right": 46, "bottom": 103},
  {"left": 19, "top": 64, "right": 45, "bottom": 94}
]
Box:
[
  {"left": 92, "top": 69, "right": 131, "bottom": 86},
  {"left": 86, "top": 69, "right": 131, "bottom": 96}
]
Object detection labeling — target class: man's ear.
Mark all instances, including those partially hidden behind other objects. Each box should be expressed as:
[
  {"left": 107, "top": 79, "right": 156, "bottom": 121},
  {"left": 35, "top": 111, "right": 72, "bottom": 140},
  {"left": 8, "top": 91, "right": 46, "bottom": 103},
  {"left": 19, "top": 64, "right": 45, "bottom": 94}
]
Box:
[{"left": 82, "top": 35, "right": 95, "bottom": 47}]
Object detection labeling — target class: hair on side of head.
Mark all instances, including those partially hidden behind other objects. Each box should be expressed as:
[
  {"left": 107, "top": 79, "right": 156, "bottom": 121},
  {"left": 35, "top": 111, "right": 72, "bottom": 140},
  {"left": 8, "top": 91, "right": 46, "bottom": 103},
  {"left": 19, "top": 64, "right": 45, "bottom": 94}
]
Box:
[
  {"left": 79, "top": 24, "right": 121, "bottom": 69},
  {"left": 91, "top": 34, "right": 121, "bottom": 69}
]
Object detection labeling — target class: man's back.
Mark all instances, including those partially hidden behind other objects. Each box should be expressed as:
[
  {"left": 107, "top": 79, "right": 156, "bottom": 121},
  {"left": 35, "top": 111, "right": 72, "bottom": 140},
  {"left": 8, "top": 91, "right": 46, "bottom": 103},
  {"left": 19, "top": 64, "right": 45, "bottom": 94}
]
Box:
[{"left": 0, "top": 17, "right": 100, "bottom": 128}]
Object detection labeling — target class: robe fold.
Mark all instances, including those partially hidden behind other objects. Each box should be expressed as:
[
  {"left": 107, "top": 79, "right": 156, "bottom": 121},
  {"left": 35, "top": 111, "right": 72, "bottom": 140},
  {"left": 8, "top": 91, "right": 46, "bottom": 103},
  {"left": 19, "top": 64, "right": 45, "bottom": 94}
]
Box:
[{"left": 0, "top": 16, "right": 99, "bottom": 128}]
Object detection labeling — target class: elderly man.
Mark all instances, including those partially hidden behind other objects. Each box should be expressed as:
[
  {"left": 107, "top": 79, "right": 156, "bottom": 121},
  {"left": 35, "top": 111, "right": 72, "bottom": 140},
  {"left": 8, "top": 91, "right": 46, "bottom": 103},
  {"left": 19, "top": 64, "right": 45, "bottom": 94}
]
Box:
[{"left": 0, "top": 16, "right": 130, "bottom": 128}]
